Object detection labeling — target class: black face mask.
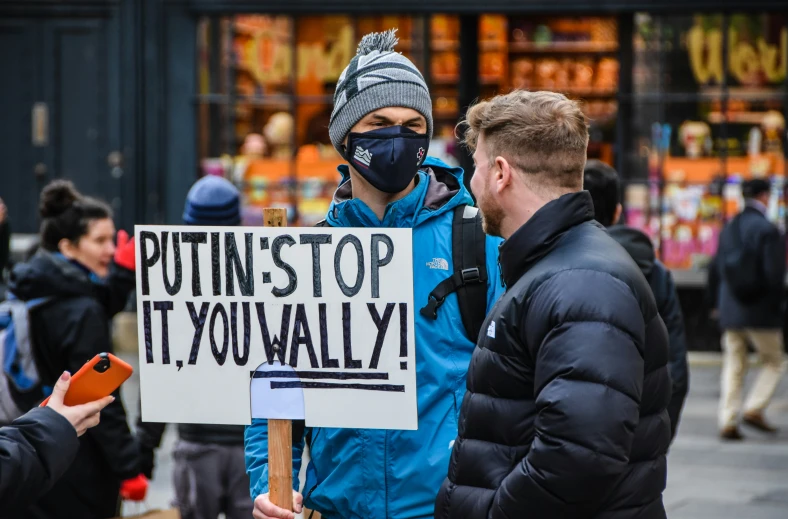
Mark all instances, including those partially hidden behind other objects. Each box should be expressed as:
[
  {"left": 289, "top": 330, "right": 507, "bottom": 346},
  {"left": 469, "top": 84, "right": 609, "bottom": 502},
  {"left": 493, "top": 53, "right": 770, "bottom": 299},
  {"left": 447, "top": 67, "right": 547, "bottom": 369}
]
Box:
[{"left": 345, "top": 126, "right": 430, "bottom": 194}]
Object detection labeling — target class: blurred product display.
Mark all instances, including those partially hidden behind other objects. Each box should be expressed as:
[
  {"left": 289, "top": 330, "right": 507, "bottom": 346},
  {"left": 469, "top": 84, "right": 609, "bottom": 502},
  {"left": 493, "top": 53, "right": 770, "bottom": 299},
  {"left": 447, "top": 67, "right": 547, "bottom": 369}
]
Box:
[{"left": 193, "top": 12, "right": 786, "bottom": 281}]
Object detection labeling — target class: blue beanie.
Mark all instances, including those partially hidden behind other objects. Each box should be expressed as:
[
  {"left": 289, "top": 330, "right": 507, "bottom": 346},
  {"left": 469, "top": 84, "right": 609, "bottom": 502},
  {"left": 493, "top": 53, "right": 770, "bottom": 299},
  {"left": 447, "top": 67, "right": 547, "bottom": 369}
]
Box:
[{"left": 183, "top": 176, "right": 242, "bottom": 226}]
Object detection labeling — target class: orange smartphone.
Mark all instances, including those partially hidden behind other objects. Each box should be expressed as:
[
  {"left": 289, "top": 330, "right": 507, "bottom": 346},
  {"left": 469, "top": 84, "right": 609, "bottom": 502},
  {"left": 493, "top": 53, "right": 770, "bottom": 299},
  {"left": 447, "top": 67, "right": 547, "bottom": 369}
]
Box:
[{"left": 40, "top": 353, "right": 133, "bottom": 407}]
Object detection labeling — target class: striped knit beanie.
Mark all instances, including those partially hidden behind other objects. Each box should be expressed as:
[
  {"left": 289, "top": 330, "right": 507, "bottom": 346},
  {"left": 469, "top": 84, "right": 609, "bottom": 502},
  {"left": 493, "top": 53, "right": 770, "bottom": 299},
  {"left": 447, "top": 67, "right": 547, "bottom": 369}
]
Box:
[{"left": 328, "top": 29, "right": 433, "bottom": 153}]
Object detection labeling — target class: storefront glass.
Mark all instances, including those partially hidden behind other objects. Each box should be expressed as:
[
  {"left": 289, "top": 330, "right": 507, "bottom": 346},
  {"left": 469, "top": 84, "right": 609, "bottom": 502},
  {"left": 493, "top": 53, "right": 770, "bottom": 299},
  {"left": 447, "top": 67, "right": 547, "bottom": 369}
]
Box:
[
  {"left": 624, "top": 13, "right": 787, "bottom": 271},
  {"left": 196, "top": 14, "right": 458, "bottom": 226},
  {"left": 477, "top": 15, "right": 619, "bottom": 165},
  {"left": 194, "top": 11, "right": 786, "bottom": 266}
]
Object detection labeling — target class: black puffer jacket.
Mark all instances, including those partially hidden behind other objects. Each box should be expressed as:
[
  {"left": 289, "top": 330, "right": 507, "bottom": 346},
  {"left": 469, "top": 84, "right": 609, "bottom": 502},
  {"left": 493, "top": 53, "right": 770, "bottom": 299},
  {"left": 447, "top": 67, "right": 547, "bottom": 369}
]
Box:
[
  {"left": 437, "top": 192, "right": 671, "bottom": 519},
  {"left": 8, "top": 250, "right": 139, "bottom": 519},
  {"left": 0, "top": 407, "right": 80, "bottom": 514},
  {"left": 608, "top": 226, "right": 689, "bottom": 441}
]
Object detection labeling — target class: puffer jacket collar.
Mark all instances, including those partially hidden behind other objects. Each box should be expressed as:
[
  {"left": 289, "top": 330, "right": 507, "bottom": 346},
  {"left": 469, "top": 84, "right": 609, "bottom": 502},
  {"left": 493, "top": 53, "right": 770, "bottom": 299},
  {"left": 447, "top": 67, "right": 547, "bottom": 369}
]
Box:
[
  {"left": 325, "top": 157, "right": 472, "bottom": 228},
  {"left": 499, "top": 190, "right": 595, "bottom": 287},
  {"left": 607, "top": 225, "right": 657, "bottom": 277}
]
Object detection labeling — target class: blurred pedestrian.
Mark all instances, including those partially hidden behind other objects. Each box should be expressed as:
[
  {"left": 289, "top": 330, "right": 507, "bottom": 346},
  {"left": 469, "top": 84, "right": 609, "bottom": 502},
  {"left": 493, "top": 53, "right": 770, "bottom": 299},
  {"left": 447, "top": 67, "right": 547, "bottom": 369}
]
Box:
[
  {"left": 437, "top": 90, "right": 671, "bottom": 519},
  {"left": 245, "top": 28, "right": 504, "bottom": 519},
  {"left": 1, "top": 371, "right": 114, "bottom": 513},
  {"left": 137, "top": 175, "right": 253, "bottom": 519},
  {"left": 709, "top": 178, "right": 787, "bottom": 440},
  {"left": 584, "top": 160, "right": 689, "bottom": 441},
  {"left": 7, "top": 180, "right": 142, "bottom": 519}
]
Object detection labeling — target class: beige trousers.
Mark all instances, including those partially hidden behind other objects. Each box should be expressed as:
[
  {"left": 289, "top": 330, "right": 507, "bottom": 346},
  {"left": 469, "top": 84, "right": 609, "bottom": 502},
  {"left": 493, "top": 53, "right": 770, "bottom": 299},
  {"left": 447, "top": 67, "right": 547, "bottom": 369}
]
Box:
[{"left": 719, "top": 329, "right": 787, "bottom": 429}]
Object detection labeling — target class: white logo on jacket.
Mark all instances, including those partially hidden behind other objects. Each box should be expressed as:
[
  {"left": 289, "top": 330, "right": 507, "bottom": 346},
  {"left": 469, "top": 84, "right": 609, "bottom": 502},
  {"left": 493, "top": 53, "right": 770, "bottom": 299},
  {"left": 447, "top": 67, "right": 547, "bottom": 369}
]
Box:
[
  {"left": 426, "top": 258, "right": 449, "bottom": 271},
  {"left": 487, "top": 321, "right": 496, "bottom": 338}
]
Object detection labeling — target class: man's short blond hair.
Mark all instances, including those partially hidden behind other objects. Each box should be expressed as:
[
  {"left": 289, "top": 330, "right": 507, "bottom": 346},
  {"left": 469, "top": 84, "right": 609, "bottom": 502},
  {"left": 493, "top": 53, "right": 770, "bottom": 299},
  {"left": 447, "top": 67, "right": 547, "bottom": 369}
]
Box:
[{"left": 463, "top": 90, "right": 589, "bottom": 194}]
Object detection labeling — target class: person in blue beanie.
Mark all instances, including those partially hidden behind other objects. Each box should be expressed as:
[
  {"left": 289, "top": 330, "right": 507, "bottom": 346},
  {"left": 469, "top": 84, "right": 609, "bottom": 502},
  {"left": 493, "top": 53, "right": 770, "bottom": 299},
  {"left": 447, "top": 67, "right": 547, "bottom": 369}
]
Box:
[
  {"left": 137, "top": 175, "right": 252, "bottom": 519},
  {"left": 245, "top": 29, "right": 505, "bottom": 519}
]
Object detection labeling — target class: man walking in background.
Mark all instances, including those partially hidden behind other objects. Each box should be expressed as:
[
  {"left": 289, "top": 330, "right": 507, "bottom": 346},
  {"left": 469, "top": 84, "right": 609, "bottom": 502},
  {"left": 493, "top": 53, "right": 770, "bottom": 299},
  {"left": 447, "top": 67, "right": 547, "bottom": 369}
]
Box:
[
  {"left": 437, "top": 90, "right": 670, "bottom": 519},
  {"left": 709, "top": 178, "right": 786, "bottom": 440},
  {"left": 584, "top": 160, "right": 689, "bottom": 440}
]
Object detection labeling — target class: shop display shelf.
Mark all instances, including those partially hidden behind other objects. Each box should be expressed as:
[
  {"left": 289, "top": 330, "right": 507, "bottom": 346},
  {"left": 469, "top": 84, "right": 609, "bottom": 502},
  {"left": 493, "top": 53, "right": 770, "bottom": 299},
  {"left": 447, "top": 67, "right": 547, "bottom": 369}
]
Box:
[
  {"left": 431, "top": 41, "right": 459, "bottom": 52},
  {"left": 508, "top": 41, "right": 619, "bottom": 54}
]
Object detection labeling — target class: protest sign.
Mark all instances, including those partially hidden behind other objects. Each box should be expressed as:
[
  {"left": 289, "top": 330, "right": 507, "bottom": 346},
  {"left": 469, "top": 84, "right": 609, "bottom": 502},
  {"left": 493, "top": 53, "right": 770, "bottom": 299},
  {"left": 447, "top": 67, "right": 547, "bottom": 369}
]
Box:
[{"left": 134, "top": 226, "right": 417, "bottom": 430}]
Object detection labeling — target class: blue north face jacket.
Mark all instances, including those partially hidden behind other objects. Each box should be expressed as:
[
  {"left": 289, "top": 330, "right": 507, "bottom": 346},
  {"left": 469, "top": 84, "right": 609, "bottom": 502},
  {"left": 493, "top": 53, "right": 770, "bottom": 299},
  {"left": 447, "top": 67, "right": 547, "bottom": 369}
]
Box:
[{"left": 245, "top": 157, "right": 504, "bottom": 519}]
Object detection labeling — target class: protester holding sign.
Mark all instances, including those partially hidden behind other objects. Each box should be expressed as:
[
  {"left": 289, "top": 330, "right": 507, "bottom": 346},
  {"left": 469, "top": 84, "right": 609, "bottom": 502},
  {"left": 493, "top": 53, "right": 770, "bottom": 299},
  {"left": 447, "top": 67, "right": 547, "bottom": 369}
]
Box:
[
  {"left": 437, "top": 90, "right": 671, "bottom": 519},
  {"left": 7, "top": 180, "right": 141, "bottom": 519},
  {"left": 137, "top": 175, "right": 254, "bottom": 519},
  {"left": 244, "top": 29, "right": 505, "bottom": 519}
]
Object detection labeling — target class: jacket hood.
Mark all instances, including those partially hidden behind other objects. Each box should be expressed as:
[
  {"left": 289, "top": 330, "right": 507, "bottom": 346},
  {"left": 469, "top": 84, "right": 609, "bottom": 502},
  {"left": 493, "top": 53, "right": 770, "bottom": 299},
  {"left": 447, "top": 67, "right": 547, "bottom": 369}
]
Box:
[
  {"left": 607, "top": 225, "right": 656, "bottom": 277},
  {"left": 9, "top": 249, "right": 97, "bottom": 300},
  {"left": 325, "top": 156, "right": 473, "bottom": 228}
]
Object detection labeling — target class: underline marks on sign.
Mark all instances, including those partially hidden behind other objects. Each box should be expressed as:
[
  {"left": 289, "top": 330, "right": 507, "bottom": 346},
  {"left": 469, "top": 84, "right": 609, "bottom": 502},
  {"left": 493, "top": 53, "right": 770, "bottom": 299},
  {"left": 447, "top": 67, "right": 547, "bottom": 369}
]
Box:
[
  {"left": 250, "top": 370, "right": 390, "bottom": 380},
  {"left": 251, "top": 369, "right": 404, "bottom": 392},
  {"left": 271, "top": 381, "right": 405, "bottom": 392}
]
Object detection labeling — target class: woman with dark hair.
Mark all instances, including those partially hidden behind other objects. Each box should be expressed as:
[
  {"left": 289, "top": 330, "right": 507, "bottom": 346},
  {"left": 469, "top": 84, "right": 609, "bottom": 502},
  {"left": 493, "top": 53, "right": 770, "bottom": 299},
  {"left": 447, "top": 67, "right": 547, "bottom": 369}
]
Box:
[{"left": 7, "top": 180, "right": 141, "bottom": 519}]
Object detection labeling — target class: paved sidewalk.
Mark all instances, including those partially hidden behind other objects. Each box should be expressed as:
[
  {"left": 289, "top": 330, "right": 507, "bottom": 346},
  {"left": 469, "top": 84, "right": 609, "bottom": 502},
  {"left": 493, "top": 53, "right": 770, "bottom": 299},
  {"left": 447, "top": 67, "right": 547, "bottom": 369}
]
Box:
[
  {"left": 664, "top": 364, "right": 788, "bottom": 519},
  {"left": 122, "top": 354, "right": 788, "bottom": 518}
]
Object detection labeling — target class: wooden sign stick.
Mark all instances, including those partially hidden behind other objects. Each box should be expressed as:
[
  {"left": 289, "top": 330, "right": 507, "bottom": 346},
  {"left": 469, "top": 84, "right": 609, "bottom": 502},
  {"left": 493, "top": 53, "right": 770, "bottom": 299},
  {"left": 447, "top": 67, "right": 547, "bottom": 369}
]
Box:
[{"left": 263, "top": 208, "right": 293, "bottom": 512}]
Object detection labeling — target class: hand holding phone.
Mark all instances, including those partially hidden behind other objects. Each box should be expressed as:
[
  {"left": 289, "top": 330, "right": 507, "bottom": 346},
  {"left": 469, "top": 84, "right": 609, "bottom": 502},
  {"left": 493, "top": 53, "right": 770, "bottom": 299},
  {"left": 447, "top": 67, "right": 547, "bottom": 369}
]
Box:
[
  {"left": 40, "top": 353, "right": 133, "bottom": 408},
  {"left": 46, "top": 371, "right": 115, "bottom": 436}
]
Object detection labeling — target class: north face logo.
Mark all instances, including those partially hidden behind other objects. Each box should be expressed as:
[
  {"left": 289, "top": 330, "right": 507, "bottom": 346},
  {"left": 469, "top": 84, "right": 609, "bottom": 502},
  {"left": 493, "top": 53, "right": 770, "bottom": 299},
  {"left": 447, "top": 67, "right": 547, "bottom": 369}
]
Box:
[
  {"left": 426, "top": 258, "right": 449, "bottom": 271},
  {"left": 354, "top": 146, "right": 372, "bottom": 166},
  {"left": 487, "top": 321, "right": 496, "bottom": 338}
]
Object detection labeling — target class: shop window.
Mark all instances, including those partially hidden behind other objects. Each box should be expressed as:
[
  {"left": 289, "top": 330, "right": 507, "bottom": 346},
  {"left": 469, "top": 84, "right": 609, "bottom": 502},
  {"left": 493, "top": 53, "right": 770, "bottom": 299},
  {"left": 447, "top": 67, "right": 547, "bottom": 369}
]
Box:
[
  {"left": 477, "top": 15, "right": 619, "bottom": 166},
  {"left": 624, "top": 13, "right": 787, "bottom": 271},
  {"left": 195, "top": 15, "right": 436, "bottom": 225},
  {"left": 430, "top": 15, "right": 462, "bottom": 167}
]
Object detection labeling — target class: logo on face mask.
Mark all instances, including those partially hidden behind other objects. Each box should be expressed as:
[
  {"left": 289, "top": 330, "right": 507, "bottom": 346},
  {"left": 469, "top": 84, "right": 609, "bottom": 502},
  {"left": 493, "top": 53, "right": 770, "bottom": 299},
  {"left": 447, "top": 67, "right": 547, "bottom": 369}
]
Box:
[
  {"left": 416, "top": 147, "right": 425, "bottom": 164},
  {"left": 354, "top": 146, "right": 372, "bottom": 167}
]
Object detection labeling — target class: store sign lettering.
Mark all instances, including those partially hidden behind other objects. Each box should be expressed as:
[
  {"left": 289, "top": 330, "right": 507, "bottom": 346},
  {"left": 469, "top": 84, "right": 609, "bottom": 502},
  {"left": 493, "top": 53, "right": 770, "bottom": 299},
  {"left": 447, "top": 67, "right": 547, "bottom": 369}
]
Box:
[
  {"left": 239, "top": 26, "right": 353, "bottom": 85},
  {"left": 687, "top": 23, "right": 787, "bottom": 84}
]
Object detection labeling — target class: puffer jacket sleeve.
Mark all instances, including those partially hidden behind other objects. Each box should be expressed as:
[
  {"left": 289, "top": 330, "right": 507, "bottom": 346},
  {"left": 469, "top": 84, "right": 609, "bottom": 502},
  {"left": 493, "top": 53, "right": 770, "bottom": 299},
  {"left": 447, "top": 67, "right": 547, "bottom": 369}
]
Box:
[
  {"left": 490, "top": 270, "right": 645, "bottom": 518},
  {"left": 245, "top": 418, "right": 306, "bottom": 498},
  {"left": 650, "top": 262, "right": 688, "bottom": 440},
  {"left": 0, "top": 407, "right": 80, "bottom": 512}
]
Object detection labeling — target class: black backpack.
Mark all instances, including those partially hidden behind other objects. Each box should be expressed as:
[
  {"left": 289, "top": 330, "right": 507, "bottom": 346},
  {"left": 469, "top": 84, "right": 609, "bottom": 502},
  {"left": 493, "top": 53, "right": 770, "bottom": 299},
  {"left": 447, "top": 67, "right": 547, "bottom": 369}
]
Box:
[
  {"left": 722, "top": 214, "right": 765, "bottom": 303},
  {"left": 317, "top": 204, "right": 489, "bottom": 342}
]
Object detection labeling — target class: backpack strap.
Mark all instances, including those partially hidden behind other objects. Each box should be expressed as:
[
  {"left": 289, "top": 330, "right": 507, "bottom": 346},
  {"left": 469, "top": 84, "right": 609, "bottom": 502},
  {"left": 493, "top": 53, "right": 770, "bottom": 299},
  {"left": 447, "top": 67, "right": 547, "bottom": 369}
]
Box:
[{"left": 420, "top": 205, "right": 488, "bottom": 341}]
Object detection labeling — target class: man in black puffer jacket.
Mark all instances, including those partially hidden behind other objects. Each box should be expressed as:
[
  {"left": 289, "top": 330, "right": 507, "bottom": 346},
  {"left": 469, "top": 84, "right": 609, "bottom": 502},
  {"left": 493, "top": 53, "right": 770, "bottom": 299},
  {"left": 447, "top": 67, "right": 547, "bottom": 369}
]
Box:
[
  {"left": 437, "top": 90, "right": 671, "bottom": 519},
  {"left": 584, "top": 160, "right": 689, "bottom": 441}
]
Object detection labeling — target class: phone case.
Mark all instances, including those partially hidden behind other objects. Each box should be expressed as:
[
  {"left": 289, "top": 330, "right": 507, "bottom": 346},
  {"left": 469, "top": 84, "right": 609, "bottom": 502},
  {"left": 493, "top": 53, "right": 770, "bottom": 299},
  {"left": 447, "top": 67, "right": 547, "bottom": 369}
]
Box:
[{"left": 40, "top": 353, "right": 133, "bottom": 407}]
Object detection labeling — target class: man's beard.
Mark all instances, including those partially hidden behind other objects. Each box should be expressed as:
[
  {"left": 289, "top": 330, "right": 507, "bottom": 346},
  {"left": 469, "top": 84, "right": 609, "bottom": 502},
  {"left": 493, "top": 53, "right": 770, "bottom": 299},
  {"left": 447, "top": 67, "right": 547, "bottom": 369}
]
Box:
[{"left": 477, "top": 187, "right": 505, "bottom": 238}]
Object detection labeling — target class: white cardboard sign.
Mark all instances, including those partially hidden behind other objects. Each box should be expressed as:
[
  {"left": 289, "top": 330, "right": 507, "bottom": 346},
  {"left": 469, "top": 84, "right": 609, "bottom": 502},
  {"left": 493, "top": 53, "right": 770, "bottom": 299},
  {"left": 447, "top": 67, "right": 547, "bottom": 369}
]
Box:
[{"left": 134, "top": 226, "right": 416, "bottom": 430}]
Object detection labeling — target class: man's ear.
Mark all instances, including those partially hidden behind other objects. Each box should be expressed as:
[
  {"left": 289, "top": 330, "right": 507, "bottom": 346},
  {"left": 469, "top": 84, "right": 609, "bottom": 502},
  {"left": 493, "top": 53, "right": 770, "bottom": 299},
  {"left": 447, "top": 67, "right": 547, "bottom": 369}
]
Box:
[{"left": 494, "top": 156, "right": 512, "bottom": 194}]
